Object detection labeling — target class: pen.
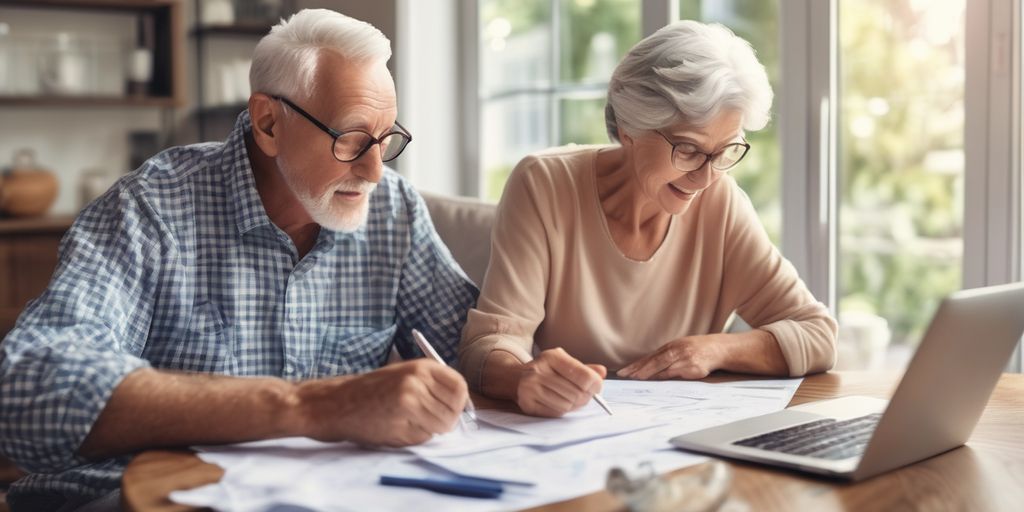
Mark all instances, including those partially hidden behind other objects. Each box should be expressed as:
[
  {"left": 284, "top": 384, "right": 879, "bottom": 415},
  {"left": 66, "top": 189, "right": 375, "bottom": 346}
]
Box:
[
  {"left": 593, "top": 392, "right": 615, "bottom": 416},
  {"left": 380, "top": 475, "right": 503, "bottom": 499},
  {"left": 411, "top": 329, "right": 480, "bottom": 431}
]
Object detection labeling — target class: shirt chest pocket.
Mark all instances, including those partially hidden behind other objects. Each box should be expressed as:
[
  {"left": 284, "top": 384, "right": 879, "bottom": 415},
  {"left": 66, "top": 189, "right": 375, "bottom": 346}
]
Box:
[
  {"left": 316, "top": 324, "right": 397, "bottom": 377},
  {"left": 151, "top": 301, "right": 235, "bottom": 374}
]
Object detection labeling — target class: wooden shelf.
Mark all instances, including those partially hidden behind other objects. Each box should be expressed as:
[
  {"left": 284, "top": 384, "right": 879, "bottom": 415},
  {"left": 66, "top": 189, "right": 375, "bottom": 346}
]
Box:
[
  {"left": 0, "top": 95, "right": 178, "bottom": 108},
  {"left": 192, "top": 22, "right": 275, "bottom": 37},
  {"left": 0, "top": 0, "right": 185, "bottom": 106},
  {"left": 198, "top": 103, "right": 248, "bottom": 115},
  {"left": 0, "top": 0, "right": 177, "bottom": 12},
  {"left": 0, "top": 215, "right": 75, "bottom": 236}
]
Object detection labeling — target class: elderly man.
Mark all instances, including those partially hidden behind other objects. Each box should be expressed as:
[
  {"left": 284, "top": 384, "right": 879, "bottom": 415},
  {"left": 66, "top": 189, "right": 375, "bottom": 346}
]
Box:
[{"left": 0, "top": 9, "right": 476, "bottom": 511}]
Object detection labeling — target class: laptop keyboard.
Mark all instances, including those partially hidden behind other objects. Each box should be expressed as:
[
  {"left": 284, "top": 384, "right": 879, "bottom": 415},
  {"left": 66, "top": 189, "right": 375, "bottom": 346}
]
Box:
[{"left": 732, "top": 413, "right": 882, "bottom": 460}]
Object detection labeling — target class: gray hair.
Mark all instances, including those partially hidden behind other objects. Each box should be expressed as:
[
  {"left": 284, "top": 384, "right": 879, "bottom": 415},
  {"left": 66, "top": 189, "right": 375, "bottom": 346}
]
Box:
[
  {"left": 605, "top": 20, "right": 773, "bottom": 143},
  {"left": 250, "top": 9, "right": 391, "bottom": 102}
]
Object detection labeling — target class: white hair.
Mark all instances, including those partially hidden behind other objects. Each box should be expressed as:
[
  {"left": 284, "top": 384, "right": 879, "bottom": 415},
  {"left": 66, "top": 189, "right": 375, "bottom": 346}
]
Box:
[
  {"left": 250, "top": 9, "right": 392, "bottom": 101},
  {"left": 605, "top": 20, "right": 773, "bottom": 142}
]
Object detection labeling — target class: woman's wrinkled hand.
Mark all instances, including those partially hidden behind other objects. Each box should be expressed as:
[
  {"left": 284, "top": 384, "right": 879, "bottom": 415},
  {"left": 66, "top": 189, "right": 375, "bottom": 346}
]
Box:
[
  {"left": 516, "top": 348, "right": 607, "bottom": 417},
  {"left": 617, "top": 336, "right": 722, "bottom": 380}
]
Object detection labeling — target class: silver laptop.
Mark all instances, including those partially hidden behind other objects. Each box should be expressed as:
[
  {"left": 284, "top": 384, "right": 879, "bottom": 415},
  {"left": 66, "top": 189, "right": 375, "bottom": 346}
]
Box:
[{"left": 670, "top": 282, "right": 1024, "bottom": 481}]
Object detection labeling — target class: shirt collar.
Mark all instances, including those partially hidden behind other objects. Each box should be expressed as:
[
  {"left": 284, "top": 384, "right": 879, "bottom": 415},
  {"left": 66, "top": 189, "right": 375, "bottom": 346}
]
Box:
[{"left": 222, "top": 110, "right": 273, "bottom": 235}]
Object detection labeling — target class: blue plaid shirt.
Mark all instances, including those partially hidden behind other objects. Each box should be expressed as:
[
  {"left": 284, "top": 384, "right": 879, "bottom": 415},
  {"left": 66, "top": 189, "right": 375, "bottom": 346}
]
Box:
[{"left": 0, "top": 111, "right": 478, "bottom": 510}]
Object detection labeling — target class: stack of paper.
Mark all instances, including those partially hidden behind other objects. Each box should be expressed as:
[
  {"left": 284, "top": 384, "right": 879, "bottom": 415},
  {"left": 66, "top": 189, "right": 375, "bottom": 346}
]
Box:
[{"left": 171, "top": 378, "right": 801, "bottom": 511}]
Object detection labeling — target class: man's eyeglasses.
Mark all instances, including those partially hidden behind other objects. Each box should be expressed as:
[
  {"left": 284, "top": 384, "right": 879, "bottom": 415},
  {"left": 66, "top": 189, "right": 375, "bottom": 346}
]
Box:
[
  {"left": 273, "top": 96, "right": 412, "bottom": 163},
  {"left": 656, "top": 131, "right": 750, "bottom": 174}
]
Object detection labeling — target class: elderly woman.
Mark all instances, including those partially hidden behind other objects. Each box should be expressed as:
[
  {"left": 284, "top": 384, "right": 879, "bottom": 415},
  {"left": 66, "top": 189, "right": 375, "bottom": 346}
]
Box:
[{"left": 459, "top": 20, "right": 837, "bottom": 417}]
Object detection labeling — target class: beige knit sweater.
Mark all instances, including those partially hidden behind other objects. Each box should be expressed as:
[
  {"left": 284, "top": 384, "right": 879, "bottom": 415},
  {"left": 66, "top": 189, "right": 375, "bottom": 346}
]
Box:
[{"left": 459, "top": 145, "right": 837, "bottom": 390}]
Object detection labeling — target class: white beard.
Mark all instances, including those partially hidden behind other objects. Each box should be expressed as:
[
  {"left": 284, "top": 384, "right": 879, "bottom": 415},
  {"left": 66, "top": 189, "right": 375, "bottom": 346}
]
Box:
[{"left": 288, "top": 174, "right": 378, "bottom": 233}]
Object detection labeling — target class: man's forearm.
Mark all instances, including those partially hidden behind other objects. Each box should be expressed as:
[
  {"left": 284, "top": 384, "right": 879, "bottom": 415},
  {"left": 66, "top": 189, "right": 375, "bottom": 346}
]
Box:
[{"left": 78, "top": 368, "right": 312, "bottom": 460}]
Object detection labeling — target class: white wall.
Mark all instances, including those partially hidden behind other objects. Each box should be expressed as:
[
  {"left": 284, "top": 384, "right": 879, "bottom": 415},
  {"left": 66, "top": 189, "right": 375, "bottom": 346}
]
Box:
[
  {"left": 298, "top": 0, "right": 463, "bottom": 195},
  {"left": 395, "top": 0, "right": 460, "bottom": 195}
]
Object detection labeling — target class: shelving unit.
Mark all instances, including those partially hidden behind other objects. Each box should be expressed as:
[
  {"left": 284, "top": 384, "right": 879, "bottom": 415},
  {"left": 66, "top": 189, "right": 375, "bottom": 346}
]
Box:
[
  {"left": 191, "top": 1, "right": 291, "bottom": 140},
  {"left": 0, "top": 0, "right": 185, "bottom": 341},
  {"left": 0, "top": 0, "right": 185, "bottom": 107},
  {"left": 0, "top": 95, "right": 179, "bottom": 107},
  {"left": 192, "top": 21, "right": 277, "bottom": 37},
  {"left": 0, "top": 3, "right": 186, "bottom": 494}
]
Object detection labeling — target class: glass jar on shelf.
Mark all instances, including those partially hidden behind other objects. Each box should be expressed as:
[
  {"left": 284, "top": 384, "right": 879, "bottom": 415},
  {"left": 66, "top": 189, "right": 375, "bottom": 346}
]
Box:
[
  {"left": 0, "top": 30, "right": 43, "bottom": 95},
  {"left": 35, "top": 32, "right": 126, "bottom": 96},
  {"left": 37, "top": 32, "right": 92, "bottom": 95}
]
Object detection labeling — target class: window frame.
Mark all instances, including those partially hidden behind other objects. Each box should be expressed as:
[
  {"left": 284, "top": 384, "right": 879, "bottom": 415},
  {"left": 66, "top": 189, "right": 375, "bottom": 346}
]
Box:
[
  {"left": 963, "top": 0, "right": 1023, "bottom": 371},
  {"left": 779, "top": 0, "right": 837, "bottom": 312}
]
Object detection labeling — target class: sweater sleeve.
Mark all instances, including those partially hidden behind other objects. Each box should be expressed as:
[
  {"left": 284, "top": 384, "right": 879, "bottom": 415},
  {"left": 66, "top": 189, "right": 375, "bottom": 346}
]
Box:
[
  {"left": 719, "top": 180, "right": 838, "bottom": 376},
  {"left": 458, "top": 158, "right": 550, "bottom": 391}
]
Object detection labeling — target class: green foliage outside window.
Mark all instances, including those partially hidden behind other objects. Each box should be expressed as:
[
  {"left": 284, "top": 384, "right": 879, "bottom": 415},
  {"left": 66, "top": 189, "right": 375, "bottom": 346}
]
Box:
[
  {"left": 838, "top": 0, "right": 964, "bottom": 345},
  {"left": 560, "top": 0, "right": 641, "bottom": 83}
]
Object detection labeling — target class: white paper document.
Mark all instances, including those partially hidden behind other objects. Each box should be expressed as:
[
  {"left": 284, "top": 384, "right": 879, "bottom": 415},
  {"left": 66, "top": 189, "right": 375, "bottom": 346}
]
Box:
[
  {"left": 406, "top": 400, "right": 660, "bottom": 459},
  {"left": 404, "top": 422, "right": 536, "bottom": 458},
  {"left": 474, "top": 400, "right": 663, "bottom": 443},
  {"left": 171, "top": 377, "right": 802, "bottom": 511}
]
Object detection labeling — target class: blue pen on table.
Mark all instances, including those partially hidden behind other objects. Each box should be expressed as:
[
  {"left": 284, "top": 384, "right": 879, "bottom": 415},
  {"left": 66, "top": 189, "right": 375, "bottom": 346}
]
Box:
[
  {"left": 411, "top": 329, "right": 480, "bottom": 431},
  {"left": 380, "top": 475, "right": 503, "bottom": 499}
]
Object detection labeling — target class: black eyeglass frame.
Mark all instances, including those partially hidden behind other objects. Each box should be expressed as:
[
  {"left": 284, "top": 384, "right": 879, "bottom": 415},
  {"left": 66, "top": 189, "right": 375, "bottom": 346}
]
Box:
[
  {"left": 655, "top": 131, "right": 751, "bottom": 174},
  {"left": 272, "top": 95, "right": 412, "bottom": 163}
]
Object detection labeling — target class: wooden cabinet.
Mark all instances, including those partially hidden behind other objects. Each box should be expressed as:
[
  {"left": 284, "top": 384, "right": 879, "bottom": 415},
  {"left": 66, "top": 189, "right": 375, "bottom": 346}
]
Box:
[
  {"left": 0, "top": 216, "right": 73, "bottom": 337},
  {"left": 0, "top": 218, "right": 66, "bottom": 496}
]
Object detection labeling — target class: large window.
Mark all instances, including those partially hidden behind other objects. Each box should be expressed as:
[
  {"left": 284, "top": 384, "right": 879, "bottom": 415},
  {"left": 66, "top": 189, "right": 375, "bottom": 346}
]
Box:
[
  {"left": 469, "top": 0, "right": 1021, "bottom": 372},
  {"left": 478, "top": 0, "right": 641, "bottom": 200},
  {"left": 835, "top": 0, "right": 966, "bottom": 369}
]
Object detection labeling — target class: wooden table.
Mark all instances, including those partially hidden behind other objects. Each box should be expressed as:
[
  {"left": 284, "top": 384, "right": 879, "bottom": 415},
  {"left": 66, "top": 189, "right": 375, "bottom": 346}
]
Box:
[{"left": 121, "top": 372, "right": 1024, "bottom": 511}]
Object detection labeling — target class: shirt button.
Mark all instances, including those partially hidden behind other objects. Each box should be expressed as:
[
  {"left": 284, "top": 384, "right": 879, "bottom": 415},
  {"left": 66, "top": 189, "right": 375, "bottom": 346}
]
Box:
[{"left": 284, "top": 362, "right": 296, "bottom": 375}]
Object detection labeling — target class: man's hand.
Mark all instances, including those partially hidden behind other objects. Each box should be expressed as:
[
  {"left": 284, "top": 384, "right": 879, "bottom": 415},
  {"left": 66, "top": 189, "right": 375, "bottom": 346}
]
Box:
[
  {"left": 516, "top": 348, "right": 606, "bottom": 418},
  {"left": 617, "top": 335, "right": 722, "bottom": 380},
  {"left": 295, "top": 359, "right": 469, "bottom": 447}
]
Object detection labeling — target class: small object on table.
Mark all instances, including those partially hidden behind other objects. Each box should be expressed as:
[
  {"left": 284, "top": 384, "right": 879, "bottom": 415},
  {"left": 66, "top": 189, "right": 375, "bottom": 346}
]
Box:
[
  {"left": 380, "top": 475, "right": 504, "bottom": 499},
  {"left": 606, "top": 460, "right": 734, "bottom": 512}
]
